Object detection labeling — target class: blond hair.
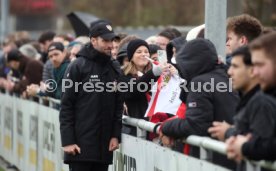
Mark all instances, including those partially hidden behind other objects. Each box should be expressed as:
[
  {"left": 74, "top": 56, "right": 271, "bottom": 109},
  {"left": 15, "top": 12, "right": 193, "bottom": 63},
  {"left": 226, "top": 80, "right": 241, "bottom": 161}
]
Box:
[{"left": 123, "top": 61, "right": 152, "bottom": 76}]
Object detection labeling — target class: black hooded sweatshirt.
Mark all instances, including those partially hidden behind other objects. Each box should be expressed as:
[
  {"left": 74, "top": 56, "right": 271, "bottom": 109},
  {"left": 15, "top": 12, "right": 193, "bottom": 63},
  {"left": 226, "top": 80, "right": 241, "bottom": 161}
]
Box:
[
  {"left": 161, "top": 39, "right": 239, "bottom": 170},
  {"left": 60, "top": 43, "right": 123, "bottom": 164},
  {"left": 166, "top": 36, "right": 187, "bottom": 65}
]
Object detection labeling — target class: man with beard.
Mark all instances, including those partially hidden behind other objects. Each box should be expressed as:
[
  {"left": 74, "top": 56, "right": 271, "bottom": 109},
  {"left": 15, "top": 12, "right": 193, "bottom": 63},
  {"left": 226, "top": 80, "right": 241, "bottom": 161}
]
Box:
[
  {"left": 60, "top": 21, "right": 123, "bottom": 171},
  {"left": 226, "top": 32, "right": 276, "bottom": 162}
]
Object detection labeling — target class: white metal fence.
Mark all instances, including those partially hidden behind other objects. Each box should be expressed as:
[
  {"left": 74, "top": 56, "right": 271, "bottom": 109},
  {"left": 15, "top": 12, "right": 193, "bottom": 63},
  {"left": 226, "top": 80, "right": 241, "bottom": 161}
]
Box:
[{"left": 0, "top": 92, "right": 275, "bottom": 171}]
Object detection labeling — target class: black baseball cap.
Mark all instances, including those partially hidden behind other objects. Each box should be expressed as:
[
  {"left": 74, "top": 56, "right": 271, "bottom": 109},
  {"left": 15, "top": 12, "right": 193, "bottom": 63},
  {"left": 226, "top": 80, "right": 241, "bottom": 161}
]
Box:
[
  {"left": 48, "top": 42, "right": 64, "bottom": 53},
  {"left": 89, "top": 22, "right": 117, "bottom": 40}
]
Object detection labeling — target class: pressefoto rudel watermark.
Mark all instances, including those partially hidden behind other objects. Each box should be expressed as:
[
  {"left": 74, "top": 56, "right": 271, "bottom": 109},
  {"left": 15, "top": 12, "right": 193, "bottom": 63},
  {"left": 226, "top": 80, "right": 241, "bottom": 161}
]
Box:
[{"left": 44, "top": 78, "right": 233, "bottom": 93}]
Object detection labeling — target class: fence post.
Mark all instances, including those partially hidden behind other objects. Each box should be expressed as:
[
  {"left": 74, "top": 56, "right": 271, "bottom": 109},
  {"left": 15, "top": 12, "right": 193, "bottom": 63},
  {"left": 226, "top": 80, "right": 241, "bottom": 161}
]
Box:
[
  {"left": 0, "top": 0, "right": 9, "bottom": 42},
  {"left": 246, "top": 161, "right": 261, "bottom": 171},
  {"left": 199, "top": 147, "right": 213, "bottom": 162},
  {"left": 205, "top": 0, "right": 227, "bottom": 62},
  {"left": 136, "top": 127, "right": 146, "bottom": 139},
  {"left": 49, "top": 100, "right": 54, "bottom": 108}
]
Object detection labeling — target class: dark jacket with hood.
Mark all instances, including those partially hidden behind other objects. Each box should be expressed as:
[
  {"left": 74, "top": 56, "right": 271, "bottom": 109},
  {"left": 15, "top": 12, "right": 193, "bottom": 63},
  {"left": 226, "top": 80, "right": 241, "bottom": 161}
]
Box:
[
  {"left": 161, "top": 38, "right": 239, "bottom": 170},
  {"left": 59, "top": 43, "right": 123, "bottom": 164},
  {"left": 242, "top": 89, "right": 276, "bottom": 161},
  {"left": 166, "top": 36, "right": 186, "bottom": 66}
]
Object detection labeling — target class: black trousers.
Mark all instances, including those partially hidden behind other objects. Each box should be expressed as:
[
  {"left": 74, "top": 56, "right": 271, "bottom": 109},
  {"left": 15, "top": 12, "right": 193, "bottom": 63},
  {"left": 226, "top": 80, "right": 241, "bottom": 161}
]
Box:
[{"left": 69, "top": 162, "right": 109, "bottom": 171}]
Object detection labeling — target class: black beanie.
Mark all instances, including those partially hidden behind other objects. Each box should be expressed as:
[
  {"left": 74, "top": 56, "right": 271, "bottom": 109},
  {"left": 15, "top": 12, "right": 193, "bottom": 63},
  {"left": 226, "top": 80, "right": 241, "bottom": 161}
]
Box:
[{"left": 127, "top": 39, "right": 149, "bottom": 61}]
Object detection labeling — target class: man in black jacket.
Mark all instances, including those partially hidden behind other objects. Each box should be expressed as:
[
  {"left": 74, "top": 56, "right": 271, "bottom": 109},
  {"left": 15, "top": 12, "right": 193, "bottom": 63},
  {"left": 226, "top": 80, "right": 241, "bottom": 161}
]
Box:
[
  {"left": 59, "top": 21, "right": 123, "bottom": 171},
  {"left": 226, "top": 32, "right": 276, "bottom": 163},
  {"left": 208, "top": 46, "right": 276, "bottom": 142},
  {"left": 160, "top": 39, "right": 239, "bottom": 170},
  {"left": 209, "top": 46, "right": 276, "bottom": 171}
]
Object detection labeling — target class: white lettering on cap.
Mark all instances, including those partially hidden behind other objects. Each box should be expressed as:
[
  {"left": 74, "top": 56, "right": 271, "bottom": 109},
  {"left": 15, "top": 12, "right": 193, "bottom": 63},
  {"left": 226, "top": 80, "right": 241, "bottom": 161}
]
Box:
[{"left": 48, "top": 46, "right": 56, "bottom": 51}]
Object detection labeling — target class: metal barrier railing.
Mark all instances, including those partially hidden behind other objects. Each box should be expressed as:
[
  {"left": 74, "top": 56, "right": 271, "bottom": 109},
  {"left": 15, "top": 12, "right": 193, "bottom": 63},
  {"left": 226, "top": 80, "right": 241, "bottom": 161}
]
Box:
[
  {"left": 122, "top": 115, "right": 276, "bottom": 171},
  {"left": 34, "top": 95, "right": 61, "bottom": 108},
  {"left": 4, "top": 91, "right": 275, "bottom": 171}
]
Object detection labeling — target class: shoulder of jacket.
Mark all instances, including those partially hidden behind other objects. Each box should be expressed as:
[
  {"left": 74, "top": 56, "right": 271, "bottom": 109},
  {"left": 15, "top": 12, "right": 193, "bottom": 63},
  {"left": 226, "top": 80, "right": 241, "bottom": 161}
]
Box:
[
  {"left": 248, "top": 91, "right": 276, "bottom": 108},
  {"left": 192, "top": 69, "right": 228, "bottom": 82},
  {"left": 70, "top": 57, "right": 87, "bottom": 67},
  {"left": 190, "top": 73, "right": 211, "bottom": 83},
  {"left": 111, "top": 60, "right": 123, "bottom": 75}
]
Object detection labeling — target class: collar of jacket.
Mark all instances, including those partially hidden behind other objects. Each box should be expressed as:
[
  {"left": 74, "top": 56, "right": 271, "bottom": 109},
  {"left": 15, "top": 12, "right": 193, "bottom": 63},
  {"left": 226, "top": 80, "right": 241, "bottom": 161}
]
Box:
[
  {"left": 53, "top": 58, "right": 70, "bottom": 75},
  {"left": 236, "top": 85, "right": 260, "bottom": 112},
  {"left": 77, "top": 43, "right": 112, "bottom": 65},
  {"left": 264, "top": 87, "right": 276, "bottom": 98}
]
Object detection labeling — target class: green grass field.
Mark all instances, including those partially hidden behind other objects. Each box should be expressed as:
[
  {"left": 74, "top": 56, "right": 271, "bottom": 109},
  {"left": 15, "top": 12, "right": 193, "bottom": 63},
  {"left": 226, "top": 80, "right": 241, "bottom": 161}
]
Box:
[{"left": 0, "top": 167, "right": 4, "bottom": 171}]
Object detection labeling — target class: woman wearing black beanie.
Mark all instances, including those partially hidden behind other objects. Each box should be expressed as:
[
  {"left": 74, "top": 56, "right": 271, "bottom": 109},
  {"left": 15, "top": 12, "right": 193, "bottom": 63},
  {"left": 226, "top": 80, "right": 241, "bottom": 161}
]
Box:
[{"left": 120, "top": 39, "right": 170, "bottom": 136}]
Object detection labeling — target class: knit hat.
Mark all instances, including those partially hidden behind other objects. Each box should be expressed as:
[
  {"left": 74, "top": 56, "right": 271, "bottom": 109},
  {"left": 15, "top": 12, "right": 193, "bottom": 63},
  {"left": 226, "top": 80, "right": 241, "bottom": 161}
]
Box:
[
  {"left": 48, "top": 42, "right": 64, "bottom": 53},
  {"left": 127, "top": 39, "right": 149, "bottom": 61}
]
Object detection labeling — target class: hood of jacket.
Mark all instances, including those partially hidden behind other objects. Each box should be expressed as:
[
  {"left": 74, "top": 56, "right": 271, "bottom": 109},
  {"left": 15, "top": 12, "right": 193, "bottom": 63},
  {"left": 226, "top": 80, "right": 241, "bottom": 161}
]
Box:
[
  {"left": 76, "top": 43, "right": 111, "bottom": 64},
  {"left": 166, "top": 36, "right": 187, "bottom": 63},
  {"left": 176, "top": 38, "right": 218, "bottom": 83}
]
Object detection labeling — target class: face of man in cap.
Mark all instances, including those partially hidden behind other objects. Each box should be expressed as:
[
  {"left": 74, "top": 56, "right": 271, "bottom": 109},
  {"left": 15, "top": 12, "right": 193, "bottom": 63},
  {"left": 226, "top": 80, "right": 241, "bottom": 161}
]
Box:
[{"left": 91, "top": 37, "right": 113, "bottom": 56}]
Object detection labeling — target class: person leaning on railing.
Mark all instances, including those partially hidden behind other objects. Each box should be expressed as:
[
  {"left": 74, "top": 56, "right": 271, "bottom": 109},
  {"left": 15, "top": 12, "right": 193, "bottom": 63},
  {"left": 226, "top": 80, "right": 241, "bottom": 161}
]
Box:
[
  {"left": 26, "top": 42, "right": 70, "bottom": 100},
  {"left": 119, "top": 39, "right": 172, "bottom": 136},
  {"left": 159, "top": 39, "right": 239, "bottom": 170},
  {"left": 226, "top": 32, "right": 276, "bottom": 163},
  {"left": 227, "top": 135, "right": 276, "bottom": 162}
]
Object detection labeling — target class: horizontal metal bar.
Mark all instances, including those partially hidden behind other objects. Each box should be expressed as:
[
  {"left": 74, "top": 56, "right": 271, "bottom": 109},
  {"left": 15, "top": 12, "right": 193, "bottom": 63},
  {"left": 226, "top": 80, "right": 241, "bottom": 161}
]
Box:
[
  {"left": 122, "top": 115, "right": 157, "bottom": 133},
  {"left": 122, "top": 116, "right": 276, "bottom": 171},
  {"left": 185, "top": 136, "right": 226, "bottom": 155},
  {"left": 34, "top": 95, "right": 61, "bottom": 105}
]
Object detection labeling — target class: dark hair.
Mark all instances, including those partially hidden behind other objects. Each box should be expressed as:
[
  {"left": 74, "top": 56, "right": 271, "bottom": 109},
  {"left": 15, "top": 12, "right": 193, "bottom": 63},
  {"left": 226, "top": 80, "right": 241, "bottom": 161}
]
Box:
[
  {"left": 38, "top": 31, "right": 56, "bottom": 43},
  {"left": 7, "top": 49, "right": 21, "bottom": 62},
  {"left": 117, "top": 43, "right": 128, "bottom": 66},
  {"left": 249, "top": 32, "right": 276, "bottom": 62},
  {"left": 149, "top": 44, "right": 162, "bottom": 55},
  {"left": 166, "top": 27, "right": 182, "bottom": 38},
  {"left": 117, "top": 35, "right": 139, "bottom": 52},
  {"left": 227, "top": 14, "right": 262, "bottom": 42},
  {"left": 113, "top": 33, "right": 128, "bottom": 42},
  {"left": 158, "top": 27, "right": 181, "bottom": 40},
  {"left": 197, "top": 28, "right": 205, "bottom": 38},
  {"left": 231, "top": 46, "right": 252, "bottom": 66}
]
